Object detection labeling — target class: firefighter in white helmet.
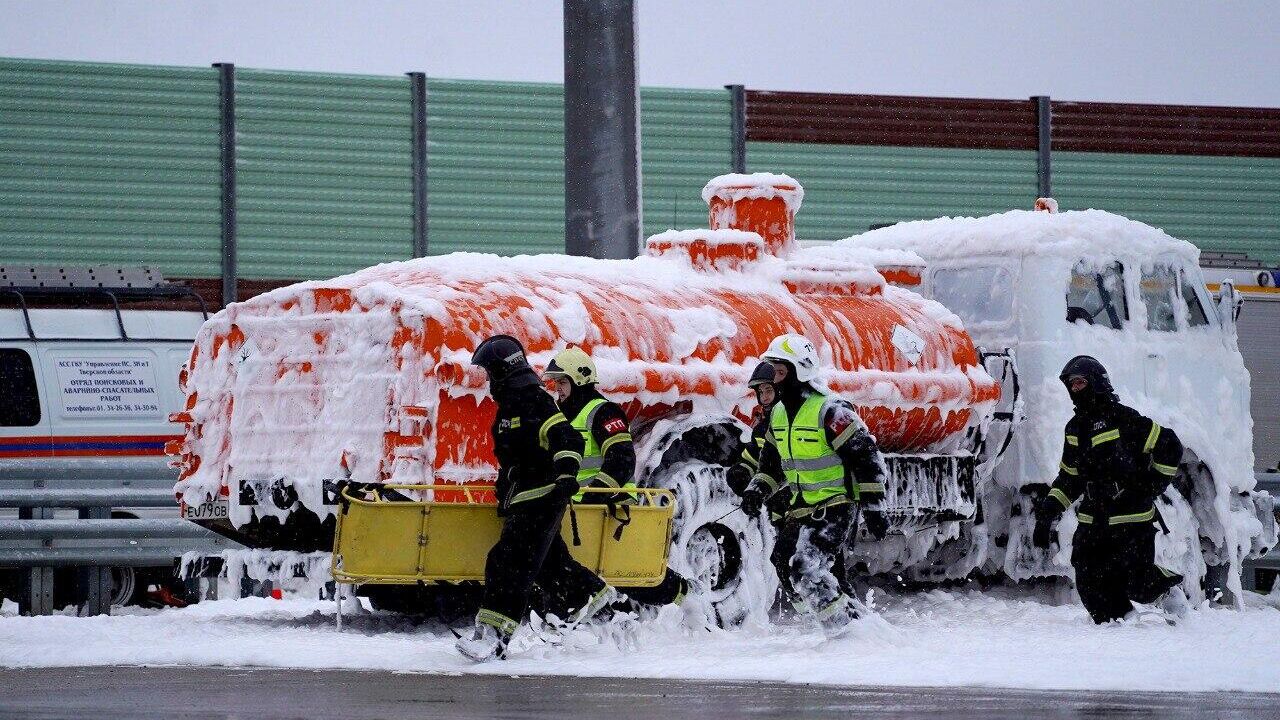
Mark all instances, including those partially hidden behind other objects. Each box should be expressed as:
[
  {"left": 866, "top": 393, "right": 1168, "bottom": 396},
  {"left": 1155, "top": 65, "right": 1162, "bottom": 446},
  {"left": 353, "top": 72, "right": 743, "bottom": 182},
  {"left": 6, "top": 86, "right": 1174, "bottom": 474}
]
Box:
[
  {"left": 543, "top": 346, "right": 694, "bottom": 613},
  {"left": 738, "top": 333, "right": 890, "bottom": 637}
]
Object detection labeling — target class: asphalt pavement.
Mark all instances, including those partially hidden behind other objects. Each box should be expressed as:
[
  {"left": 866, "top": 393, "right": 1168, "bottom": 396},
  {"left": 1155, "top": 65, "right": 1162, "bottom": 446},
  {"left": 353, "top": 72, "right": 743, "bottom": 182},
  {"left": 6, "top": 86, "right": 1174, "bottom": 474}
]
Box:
[{"left": 0, "top": 666, "right": 1276, "bottom": 720}]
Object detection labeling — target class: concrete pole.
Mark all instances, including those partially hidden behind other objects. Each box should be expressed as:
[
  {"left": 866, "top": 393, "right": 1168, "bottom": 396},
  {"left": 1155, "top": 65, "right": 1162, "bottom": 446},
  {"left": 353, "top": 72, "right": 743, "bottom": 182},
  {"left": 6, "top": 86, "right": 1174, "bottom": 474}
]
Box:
[{"left": 564, "top": 0, "right": 642, "bottom": 259}]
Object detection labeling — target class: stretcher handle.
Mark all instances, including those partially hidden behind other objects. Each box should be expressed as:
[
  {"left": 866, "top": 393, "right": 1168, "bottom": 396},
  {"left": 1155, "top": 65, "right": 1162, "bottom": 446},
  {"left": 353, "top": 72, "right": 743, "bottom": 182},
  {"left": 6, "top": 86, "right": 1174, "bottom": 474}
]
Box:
[{"left": 341, "top": 484, "right": 674, "bottom": 507}]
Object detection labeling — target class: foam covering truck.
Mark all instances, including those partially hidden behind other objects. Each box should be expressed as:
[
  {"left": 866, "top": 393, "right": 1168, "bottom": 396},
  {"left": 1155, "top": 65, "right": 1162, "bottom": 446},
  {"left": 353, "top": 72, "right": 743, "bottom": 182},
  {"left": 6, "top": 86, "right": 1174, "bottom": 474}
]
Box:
[{"left": 170, "top": 173, "right": 1275, "bottom": 622}]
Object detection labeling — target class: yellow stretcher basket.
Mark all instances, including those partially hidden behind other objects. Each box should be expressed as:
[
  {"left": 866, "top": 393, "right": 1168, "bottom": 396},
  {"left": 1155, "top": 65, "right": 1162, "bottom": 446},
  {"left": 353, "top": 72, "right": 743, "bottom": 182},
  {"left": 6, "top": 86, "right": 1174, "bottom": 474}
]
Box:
[{"left": 331, "top": 485, "right": 676, "bottom": 588}]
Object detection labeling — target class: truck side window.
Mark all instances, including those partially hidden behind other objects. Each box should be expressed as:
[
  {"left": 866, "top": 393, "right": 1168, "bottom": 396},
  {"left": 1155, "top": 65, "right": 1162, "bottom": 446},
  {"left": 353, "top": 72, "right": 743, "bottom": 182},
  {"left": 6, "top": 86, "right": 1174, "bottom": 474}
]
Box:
[
  {"left": 1140, "top": 264, "right": 1178, "bottom": 332},
  {"left": 1066, "top": 261, "right": 1128, "bottom": 329},
  {"left": 0, "top": 349, "right": 41, "bottom": 426},
  {"left": 1179, "top": 269, "right": 1210, "bottom": 327}
]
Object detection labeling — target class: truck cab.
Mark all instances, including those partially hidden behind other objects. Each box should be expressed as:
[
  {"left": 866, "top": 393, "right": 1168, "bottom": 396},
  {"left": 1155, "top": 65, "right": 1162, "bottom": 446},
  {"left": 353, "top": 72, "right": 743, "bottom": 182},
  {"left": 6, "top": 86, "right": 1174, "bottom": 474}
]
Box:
[{"left": 840, "top": 207, "right": 1274, "bottom": 601}]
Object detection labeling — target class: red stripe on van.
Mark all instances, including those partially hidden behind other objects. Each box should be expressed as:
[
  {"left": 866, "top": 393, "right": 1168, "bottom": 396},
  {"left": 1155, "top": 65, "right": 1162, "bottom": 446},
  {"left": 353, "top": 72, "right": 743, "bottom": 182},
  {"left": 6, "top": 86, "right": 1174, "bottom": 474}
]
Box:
[{"left": 0, "top": 435, "right": 181, "bottom": 458}]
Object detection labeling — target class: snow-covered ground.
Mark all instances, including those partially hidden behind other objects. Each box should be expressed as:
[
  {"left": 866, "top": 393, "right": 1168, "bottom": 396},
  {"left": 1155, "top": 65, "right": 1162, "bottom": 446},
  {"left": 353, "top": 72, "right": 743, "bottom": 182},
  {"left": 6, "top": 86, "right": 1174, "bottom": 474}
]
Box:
[{"left": 4, "top": 587, "right": 1280, "bottom": 693}]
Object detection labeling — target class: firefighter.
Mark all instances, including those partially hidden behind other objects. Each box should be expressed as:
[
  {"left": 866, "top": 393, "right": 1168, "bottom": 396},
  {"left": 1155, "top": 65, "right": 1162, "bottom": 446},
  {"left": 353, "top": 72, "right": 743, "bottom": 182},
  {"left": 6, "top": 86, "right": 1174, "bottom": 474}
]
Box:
[
  {"left": 542, "top": 346, "right": 693, "bottom": 611},
  {"left": 455, "top": 335, "right": 615, "bottom": 661},
  {"left": 726, "top": 360, "right": 780, "bottom": 498},
  {"left": 726, "top": 360, "right": 804, "bottom": 613},
  {"left": 1032, "top": 355, "right": 1187, "bottom": 624},
  {"left": 738, "top": 334, "right": 890, "bottom": 637}
]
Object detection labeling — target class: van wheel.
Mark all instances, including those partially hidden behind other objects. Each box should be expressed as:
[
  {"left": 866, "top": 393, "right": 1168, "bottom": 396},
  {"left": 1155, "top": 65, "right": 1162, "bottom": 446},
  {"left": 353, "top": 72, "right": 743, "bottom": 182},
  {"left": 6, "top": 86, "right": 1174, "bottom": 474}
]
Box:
[
  {"left": 650, "top": 460, "right": 777, "bottom": 627},
  {"left": 110, "top": 567, "right": 139, "bottom": 607}
]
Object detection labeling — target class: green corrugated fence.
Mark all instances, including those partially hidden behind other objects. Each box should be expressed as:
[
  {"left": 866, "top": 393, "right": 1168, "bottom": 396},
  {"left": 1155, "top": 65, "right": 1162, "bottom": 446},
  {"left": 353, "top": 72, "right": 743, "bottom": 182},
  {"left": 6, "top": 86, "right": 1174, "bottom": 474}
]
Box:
[
  {"left": 2, "top": 56, "right": 1278, "bottom": 282},
  {"left": 746, "top": 143, "right": 1039, "bottom": 240},
  {"left": 641, "top": 87, "right": 732, "bottom": 235},
  {"left": 426, "top": 78, "right": 566, "bottom": 256},
  {"left": 235, "top": 69, "right": 414, "bottom": 279},
  {"left": 425, "top": 81, "right": 731, "bottom": 256},
  {"left": 0, "top": 57, "right": 222, "bottom": 276},
  {"left": 1054, "top": 152, "right": 1280, "bottom": 265}
]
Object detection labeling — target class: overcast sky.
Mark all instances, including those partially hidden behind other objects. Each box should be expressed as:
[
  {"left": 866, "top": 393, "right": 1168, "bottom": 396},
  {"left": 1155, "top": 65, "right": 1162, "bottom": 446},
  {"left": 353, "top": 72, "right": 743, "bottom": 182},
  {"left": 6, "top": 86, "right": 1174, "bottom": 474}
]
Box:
[{"left": 2, "top": 0, "right": 1278, "bottom": 106}]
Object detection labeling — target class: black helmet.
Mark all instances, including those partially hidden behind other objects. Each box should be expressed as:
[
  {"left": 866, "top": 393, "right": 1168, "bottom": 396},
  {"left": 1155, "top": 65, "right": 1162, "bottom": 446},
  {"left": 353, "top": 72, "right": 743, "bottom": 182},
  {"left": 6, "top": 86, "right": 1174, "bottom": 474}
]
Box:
[
  {"left": 471, "top": 335, "right": 538, "bottom": 388},
  {"left": 747, "top": 360, "right": 776, "bottom": 389},
  {"left": 1059, "top": 355, "right": 1115, "bottom": 406}
]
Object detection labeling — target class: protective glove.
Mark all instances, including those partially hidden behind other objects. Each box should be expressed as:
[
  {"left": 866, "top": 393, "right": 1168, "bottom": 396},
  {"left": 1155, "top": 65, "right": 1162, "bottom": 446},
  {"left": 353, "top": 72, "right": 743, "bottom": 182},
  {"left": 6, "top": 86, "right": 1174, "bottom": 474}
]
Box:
[
  {"left": 726, "top": 464, "right": 753, "bottom": 496},
  {"left": 1032, "top": 514, "right": 1056, "bottom": 549},
  {"left": 862, "top": 509, "right": 889, "bottom": 541},
  {"left": 550, "top": 475, "right": 580, "bottom": 505},
  {"left": 739, "top": 486, "right": 766, "bottom": 517}
]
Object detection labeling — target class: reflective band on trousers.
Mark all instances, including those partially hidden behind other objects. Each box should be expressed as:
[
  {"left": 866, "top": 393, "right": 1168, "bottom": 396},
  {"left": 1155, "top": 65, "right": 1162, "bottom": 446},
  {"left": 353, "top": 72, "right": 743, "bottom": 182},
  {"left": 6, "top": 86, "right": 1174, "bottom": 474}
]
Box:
[
  {"left": 1077, "top": 506, "right": 1156, "bottom": 525},
  {"left": 771, "top": 394, "right": 847, "bottom": 505}
]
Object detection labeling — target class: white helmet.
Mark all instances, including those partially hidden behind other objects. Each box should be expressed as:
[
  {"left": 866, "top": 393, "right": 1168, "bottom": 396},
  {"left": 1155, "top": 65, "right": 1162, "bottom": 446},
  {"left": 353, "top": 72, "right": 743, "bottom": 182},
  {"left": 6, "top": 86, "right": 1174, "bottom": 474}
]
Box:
[{"left": 761, "top": 333, "right": 820, "bottom": 383}]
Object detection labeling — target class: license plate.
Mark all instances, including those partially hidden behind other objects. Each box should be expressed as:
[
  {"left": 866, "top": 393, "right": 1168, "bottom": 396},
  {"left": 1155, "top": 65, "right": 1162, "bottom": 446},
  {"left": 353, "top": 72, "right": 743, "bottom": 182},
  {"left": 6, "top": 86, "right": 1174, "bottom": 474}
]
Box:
[{"left": 183, "top": 499, "right": 229, "bottom": 521}]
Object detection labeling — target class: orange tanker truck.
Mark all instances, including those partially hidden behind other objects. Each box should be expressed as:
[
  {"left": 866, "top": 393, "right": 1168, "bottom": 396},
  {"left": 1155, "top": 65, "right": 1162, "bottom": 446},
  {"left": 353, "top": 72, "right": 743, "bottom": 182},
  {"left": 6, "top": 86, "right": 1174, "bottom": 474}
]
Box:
[{"left": 169, "top": 173, "right": 1002, "bottom": 621}]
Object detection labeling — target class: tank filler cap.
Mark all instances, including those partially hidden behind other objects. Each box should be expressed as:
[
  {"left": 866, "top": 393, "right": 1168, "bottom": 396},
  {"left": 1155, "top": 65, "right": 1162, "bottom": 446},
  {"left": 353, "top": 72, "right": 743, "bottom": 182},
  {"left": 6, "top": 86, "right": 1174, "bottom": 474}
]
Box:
[
  {"left": 703, "top": 172, "right": 804, "bottom": 258},
  {"left": 645, "top": 229, "right": 766, "bottom": 272}
]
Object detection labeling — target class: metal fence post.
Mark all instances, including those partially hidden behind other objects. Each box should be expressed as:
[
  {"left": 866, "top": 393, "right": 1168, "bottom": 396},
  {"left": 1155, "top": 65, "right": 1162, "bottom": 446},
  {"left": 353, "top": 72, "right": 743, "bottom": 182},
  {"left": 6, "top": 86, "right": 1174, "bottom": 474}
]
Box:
[
  {"left": 215, "top": 63, "right": 238, "bottom": 307},
  {"left": 78, "top": 506, "right": 112, "bottom": 616},
  {"left": 1033, "top": 95, "right": 1052, "bottom": 198},
  {"left": 727, "top": 84, "right": 746, "bottom": 173},
  {"left": 407, "top": 72, "right": 429, "bottom": 258},
  {"left": 17, "top": 506, "right": 54, "bottom": 616}
]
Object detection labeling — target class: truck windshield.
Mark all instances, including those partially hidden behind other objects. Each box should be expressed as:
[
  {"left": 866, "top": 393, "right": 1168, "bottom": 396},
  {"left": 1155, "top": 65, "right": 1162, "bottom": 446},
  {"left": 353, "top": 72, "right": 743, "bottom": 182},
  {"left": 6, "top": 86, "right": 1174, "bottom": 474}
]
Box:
[
  {"left": 931, "top": 266, "right": 1013, "bottom": 325},
  {"left": 1066, "top": 261, "right": 1128, "bottom": 330},
  {"left": 1140, "top": 264, "right": 1178, "bottom": 332}
]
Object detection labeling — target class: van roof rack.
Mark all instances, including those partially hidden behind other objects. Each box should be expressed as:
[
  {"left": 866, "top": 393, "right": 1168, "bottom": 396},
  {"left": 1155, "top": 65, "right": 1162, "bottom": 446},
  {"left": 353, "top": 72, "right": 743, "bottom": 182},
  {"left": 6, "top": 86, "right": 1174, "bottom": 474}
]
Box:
[{"left": 0, "top": 265, "right": 208, "bottom": 342}]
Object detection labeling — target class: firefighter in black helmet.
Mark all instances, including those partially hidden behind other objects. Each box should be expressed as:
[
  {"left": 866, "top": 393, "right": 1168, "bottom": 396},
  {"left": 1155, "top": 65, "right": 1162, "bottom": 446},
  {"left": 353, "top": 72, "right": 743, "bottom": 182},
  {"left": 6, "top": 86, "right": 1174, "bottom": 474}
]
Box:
[
  {"left": 727, "top": 360, "right": 781, "bottom": 498},
  {"left": 542, "top": 346, "right": 694, "bottom": 613},
  {"left": 455, "top": 335, "right": 613, "bottom": 661},
  {"left": 1033, "top": 355, "right": 1187, "bottom": 624}
]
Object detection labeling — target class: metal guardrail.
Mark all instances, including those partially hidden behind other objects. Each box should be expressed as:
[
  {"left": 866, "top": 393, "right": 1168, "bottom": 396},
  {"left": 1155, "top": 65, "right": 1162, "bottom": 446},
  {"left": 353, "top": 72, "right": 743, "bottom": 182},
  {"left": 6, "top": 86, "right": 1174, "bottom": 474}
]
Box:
[
  {"left": 1255, "top": 471, "right": 1280, "bottom": 495},
  {"left": 0, "top": 469, "right": 241, "bottom": 617},
  {"left": 0, "top": 518, "right": 213, "bottom": 540},
  {"left": 0, "top": 489, "right": 176, "bottom": 508}
]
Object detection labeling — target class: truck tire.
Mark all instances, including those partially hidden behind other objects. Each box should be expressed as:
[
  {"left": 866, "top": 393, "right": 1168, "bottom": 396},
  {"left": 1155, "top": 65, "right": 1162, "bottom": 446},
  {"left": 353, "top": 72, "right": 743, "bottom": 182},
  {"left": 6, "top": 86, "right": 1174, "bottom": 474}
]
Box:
[{"left": 650, "top": 460, "right": 777, "bottom": 627}]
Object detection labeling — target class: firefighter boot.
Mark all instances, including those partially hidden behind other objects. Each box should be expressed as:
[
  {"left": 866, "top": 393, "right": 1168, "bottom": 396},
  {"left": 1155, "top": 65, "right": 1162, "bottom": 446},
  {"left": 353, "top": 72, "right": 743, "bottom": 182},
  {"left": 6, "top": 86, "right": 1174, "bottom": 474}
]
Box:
[
  {"left": 816, "top": 594, "right": 860, "bottom": 639},
  {"left": 455, "top": 621, "right": 511, "bottom": 662},
  {"left": 1159, "top": 585, "right": 1193, "bottom": 619},
  {"left": 567, "top": 585, "right": 621, "bottom": 628}
]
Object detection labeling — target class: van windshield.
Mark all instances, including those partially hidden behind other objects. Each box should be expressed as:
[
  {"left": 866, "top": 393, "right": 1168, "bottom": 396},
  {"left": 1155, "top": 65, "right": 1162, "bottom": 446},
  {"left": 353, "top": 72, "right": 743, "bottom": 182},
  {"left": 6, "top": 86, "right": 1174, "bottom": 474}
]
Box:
[
  {"left": 931, "top": 266, "right": 1013, "bottom": 325},
  {"left": 1066, "top": 261, "right": 1128, "bottom": 330}
]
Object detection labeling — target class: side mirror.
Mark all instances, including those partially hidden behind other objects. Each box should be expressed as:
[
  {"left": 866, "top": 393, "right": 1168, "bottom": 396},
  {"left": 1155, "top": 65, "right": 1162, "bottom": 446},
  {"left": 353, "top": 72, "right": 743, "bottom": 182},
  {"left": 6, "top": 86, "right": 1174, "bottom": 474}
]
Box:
[{"left": 1216, "top": 279, "right": 1243, "bottom": 335}]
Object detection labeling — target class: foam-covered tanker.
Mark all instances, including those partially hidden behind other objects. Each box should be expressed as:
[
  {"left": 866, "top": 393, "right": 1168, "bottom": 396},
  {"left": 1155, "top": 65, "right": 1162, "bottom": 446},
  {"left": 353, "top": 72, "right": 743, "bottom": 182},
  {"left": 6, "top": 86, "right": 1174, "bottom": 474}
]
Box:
[{"left": 170, "top": 174, "right": 1000, "bottom": 617}]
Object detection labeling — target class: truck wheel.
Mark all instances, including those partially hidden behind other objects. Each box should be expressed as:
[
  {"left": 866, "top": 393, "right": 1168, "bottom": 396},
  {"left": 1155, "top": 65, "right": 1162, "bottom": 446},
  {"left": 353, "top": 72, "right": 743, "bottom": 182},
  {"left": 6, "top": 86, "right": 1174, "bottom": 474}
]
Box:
[{"left": 651, "top": 460, "right": 777, "bottom": 627}]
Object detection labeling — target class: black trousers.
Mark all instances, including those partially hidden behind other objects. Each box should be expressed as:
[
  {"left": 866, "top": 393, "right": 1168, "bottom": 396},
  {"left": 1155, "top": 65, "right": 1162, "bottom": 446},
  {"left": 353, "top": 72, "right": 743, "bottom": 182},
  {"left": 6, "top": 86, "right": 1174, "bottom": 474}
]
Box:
[
  {"left": 480, "top": 503, "right": 605, "bottom": 629},
  {"left": 770, "top": 504, "right": 855, "bottom": 614},
  {"left": 1071, "top": 521, "right": 1180, "bottom": 624}
]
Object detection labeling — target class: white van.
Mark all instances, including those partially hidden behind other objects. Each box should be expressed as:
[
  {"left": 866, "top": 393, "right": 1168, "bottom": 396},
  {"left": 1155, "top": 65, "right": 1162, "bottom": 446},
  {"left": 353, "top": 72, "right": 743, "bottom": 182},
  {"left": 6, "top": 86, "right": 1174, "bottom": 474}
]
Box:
[{"left": 0, "top": 267, "right": 238, "bottom": 609}]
